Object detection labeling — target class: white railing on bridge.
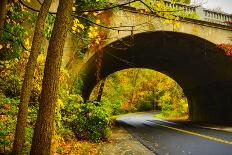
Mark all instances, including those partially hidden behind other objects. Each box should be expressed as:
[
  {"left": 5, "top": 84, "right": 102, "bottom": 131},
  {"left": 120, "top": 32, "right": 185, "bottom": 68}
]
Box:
[
  {"left": 203, "top": 9, "right": 231, "bottom": 25},
  {"left": 163, "top": 0, "right": 196, "bottom": 13},
  {"left": 163, "top": 0, "right": 232, "bottom": 26}
]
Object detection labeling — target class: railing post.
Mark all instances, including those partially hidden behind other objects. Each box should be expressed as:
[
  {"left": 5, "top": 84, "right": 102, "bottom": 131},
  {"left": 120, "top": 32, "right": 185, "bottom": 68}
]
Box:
[{"left": 195, "top": 6, "right": 205, "bottom": 20}]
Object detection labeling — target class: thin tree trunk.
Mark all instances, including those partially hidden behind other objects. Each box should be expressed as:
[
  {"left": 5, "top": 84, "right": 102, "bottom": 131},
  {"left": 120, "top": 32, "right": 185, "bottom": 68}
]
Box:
[
  {"left": 130, "top": 69, "right": 140, "bottom": 105},
  {"left": 97, "top": 78, "right": 106, "bottom": 102},
  {"left": 0, "top": 0, "right": 8, "bottom": 38},
  {"left": 12, "top": 0, "right": 52, "bottom": 154},
  {"left": 30, "top": 0, "right": 73, "bottom": 154}
]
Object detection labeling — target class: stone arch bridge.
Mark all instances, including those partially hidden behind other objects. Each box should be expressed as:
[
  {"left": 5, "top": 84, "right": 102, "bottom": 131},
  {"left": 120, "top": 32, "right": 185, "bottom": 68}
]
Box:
[{"left": 63, "top": 2, "right": 232, "bottom": 122}]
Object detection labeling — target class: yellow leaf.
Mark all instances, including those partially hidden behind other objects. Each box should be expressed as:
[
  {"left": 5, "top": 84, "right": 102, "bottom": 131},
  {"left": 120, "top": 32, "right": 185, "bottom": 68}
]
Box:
[
  {"left": 21, "top": 6, "right": 25, "bottom": 11},
  {"left": 6, "top": 44, "right": 10, "bottom": 49},
  {"left": 89, "top": 26, "right": 94, "bottom": 31},
  {"left": 37, "top": 54, "right": 45, "bottom": 63},
  {"left": 173, "top": 22, "right": 180, "bottom": 29},
  {"left": 9, "top": 7, "right": 13, "bottom": 12},
  {"left": 72, "top": 26, "right": 77, "bottom": 32},
  {"left": 96, "top": 19, "right": 100, "bottom": 24},
  {"left": 73, "top": 18, "right": 79, "bottom": 23},
  {"left": 77, "top": 23, "right": 84, "bottom": 30},
  {"left": 88, "top": 31, "right": 94, "bottom": 38},
  {"left": 57, "top": 99, "right": 64, "bottom": 109},
  {"left": 93, "top": 12, "right": 98, "bottom": 16},
  {"left": 93, "top": 31, "right": 99, "bottom": 37},
  {"left": 95, "top": 38, "right": 100, "bottom": 44},
  {"left": 25, "top": 38, "right": 30, "bottom": 46},
  {"left": 0, "top": 45, "right": 3, "bottom": 49}
]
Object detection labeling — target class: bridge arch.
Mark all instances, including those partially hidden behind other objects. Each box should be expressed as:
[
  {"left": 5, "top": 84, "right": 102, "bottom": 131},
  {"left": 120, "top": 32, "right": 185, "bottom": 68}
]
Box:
[{"left": 80, "top": 31, "right": 232, "bottom": 122}]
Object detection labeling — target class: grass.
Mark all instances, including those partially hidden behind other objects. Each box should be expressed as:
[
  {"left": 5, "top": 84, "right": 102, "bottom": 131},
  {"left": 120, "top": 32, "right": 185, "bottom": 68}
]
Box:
[{"left": 154, "top": 113, "right": 188, "bottom": 121}]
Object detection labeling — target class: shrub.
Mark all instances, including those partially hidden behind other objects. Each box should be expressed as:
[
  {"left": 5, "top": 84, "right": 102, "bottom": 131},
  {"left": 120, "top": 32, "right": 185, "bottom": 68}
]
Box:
[
  {"left": 0, "top": 96, "right": 19, "bottom": 153},
  {"left": 100, "top": 97, "right": 126, "bottom": 115},
  {"left": 136, "top": 101, "right": 153, "bottom": 112},
  {"left": 71, "top": 101, "right": 111, "bottom": 142},
  {"left": 0, "top": 95, "right": 38, "bottom": 154},
  {"left": 0, "top": 75, "right": 22, "bottom": 98}
]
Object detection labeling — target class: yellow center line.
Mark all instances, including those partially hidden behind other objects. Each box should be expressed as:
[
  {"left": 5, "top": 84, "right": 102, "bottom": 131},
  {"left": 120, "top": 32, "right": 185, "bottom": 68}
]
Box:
[{"left": 153, "top": 123, "right": 232, "bottom": 145}]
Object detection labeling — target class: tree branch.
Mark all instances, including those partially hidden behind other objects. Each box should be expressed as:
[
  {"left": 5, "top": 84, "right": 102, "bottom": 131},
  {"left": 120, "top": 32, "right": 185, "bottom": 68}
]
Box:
[
  {"left": 0, "top": 28, "right": 30, "bottom": 51},
  {"left": 77, "top": 0, "right": 139, "bottom": 13}
]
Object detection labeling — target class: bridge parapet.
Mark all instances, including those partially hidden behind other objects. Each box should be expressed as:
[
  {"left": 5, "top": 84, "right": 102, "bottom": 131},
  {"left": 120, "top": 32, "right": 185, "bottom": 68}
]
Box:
[
  {"left": 163, "top": 0, "right": 232, "bottom": 25},
  {"left": 202, "top": 9, "right": 231, "bottom": 25},
  {"left": 163, "top": 0, "right": 196, "bottom": 12},
  {"left": 117, "top": 0, "right": 232, "bottom": 25}
]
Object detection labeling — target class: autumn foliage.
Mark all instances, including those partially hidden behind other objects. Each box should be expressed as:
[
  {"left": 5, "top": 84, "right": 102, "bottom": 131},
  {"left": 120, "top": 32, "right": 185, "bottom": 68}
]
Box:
[
  {"left": 217, "top": 43, "right": 232, "bottom": 56},
  {"left": 216, "top": 20, "right": 232, "bottom": 56},
  {"left": 217, "top": 21, "right": 232, "bottom": 56}
]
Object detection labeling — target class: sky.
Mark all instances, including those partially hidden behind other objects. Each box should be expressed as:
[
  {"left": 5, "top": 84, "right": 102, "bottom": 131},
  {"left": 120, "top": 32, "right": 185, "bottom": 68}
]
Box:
[{"left": 191, "top": 0, "right": 232, "bottom": 13}]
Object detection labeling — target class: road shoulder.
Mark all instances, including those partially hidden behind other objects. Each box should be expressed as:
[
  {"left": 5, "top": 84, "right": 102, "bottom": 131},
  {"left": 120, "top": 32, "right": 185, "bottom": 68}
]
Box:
[{"left": 98, "top": 126, "right": 155, "bottom": 155}]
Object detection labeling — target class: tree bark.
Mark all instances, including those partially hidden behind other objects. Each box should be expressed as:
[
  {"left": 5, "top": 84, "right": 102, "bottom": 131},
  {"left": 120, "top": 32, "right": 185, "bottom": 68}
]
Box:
[
  {"left": 12, "top": 1, "right": 52, "bottom": 154},
  {"left": 0, "top": 0, "right": 8, "bottom": 38},
  {"left": 30, "top": 0, "right": 73, "bottom": 154},
  {"left": 97, "top": 78, "right": 106, "bottom": 102}
]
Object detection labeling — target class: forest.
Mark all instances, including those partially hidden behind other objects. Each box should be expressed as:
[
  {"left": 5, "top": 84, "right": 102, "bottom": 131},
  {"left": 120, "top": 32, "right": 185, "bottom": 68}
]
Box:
[{"left": 0, "top": 0, "right": 231, "bottom": 154}]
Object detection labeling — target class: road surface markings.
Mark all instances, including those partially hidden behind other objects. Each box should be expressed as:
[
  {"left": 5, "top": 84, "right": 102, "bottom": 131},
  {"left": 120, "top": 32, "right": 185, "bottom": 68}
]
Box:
[{"left": 153, "top": 123, "right": 232, "bottom": 145}]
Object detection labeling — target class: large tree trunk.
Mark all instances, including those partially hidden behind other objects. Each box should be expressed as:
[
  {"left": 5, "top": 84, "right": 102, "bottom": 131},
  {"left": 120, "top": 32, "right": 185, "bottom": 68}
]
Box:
[
  {"left": 0, "top": 0, "right": 8, "bottom": 38},
  {"left": 12, "top": 1, "right": 52, "bottom": 154},
  {"left": 30, "top": 0, "right": 73, "bottom": 154}
]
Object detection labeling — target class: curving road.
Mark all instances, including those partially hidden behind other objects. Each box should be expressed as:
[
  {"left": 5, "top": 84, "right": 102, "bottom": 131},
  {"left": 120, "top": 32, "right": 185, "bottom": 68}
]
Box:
[{"left": 117, "top": 112, "right": 232, "bottom": 155}]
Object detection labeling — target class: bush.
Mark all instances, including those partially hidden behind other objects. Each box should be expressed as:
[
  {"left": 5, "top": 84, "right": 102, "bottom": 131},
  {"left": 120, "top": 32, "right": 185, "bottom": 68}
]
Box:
[
  {"left": 0, "top": 95, "right": 19, "bottom": 153},
  {"left": 58, "top": 94, "right": 82, "bottom": 139},
  {"left": 0, "top": 75, "right": 22, "bottom": 98},
  {"left": 100, "top": 97, "right": 126, "bottom": 116},
  {"left": 0, "top": 95, "right": 38, "bottom": 154},
  {"left": 136, "top": 101, "right": 153, "bottom": 112},
  {"left": 71, "top": 101, "right": 111, "bottom": 142}
]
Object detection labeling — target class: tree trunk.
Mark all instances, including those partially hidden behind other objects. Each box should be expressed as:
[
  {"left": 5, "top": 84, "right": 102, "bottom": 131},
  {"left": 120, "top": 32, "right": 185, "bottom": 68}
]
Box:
[
  {"left": 130, "top": 69, "right": 140, "bottom": 105},
  {"left": 12, "top": 1, "right": 52, "bottom": 154},
  {"left": 30, "top": 0, "right": 73, "bottom": 154},
  {"left": 0, "top": 0, "right": 8, "bottom": 38},
  {"left": 97, "top": 78, "right": 106, "bottom": 102}
]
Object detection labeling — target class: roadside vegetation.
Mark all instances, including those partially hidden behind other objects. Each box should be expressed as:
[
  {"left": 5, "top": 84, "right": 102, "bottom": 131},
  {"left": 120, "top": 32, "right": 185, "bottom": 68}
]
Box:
[
  {"left": 91, "top": 68, "right": 189, "bottom": 118},
  {"left": 0, "top": 66, "right": 189, "bottom": 153}
]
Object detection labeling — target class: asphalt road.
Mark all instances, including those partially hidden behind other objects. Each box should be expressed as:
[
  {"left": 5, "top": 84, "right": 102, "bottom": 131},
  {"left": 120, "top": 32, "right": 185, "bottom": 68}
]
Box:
[{"left": 117, "top": 112, "right": 232, "bottom": 155}]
